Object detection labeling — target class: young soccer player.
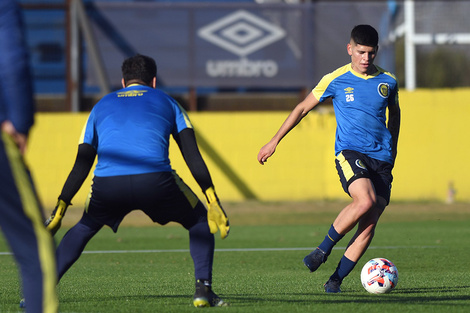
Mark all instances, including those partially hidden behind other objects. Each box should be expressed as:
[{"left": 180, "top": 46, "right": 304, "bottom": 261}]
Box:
[
  {"left": 45, "top": 54, "right": 230, "bottom": 307},
  {"left": 258, "top": 24, "right": 401, "bottom": 293}
]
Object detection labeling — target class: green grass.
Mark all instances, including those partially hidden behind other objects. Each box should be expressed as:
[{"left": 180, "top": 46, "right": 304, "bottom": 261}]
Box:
[{"left": 0, "top": 202, "right": 469, "bottom": 312}]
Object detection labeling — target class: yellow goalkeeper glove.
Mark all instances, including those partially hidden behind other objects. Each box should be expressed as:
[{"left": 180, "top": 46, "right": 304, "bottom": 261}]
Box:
[
  {"left": 45, "top": 199, "right": 69, "bottom": 236},
  {"left": 204, "top": 187, "right": 230, "bottom": 239}
]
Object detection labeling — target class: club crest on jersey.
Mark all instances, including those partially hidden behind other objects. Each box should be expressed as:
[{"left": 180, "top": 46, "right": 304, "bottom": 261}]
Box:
[{"left": 377, "top": 83, "right": 389, "bottom": 98}]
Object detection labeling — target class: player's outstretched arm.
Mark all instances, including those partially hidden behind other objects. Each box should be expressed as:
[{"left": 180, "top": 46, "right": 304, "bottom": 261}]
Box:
[
  {"left": 174, "top": 128, "right": 230, "bottom": 238},
  {"left": 45, "top": 143, "right": 96, "bottom": 235},
  {"left": 257, "top": 92, "right": 320, "bottom": 165}
]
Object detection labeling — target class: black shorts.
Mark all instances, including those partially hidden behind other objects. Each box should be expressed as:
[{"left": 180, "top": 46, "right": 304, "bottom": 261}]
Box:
[
  {"left": 84, "top": 171, "right": 207, "bottom": 232},
  {"left": 335, "top": 150, "right": 393, "bottom": 204}
]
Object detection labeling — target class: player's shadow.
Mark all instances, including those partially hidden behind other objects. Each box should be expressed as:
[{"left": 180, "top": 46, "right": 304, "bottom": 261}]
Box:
[
  {"left": 222, "top": 285, "right": 470, "bottom": 307},
  {"left": 393, "top": 285, "right": 470, "bottom": 294},
  {"left": 61, "top": 294, "right": 189, "bottom": 306},
  {"left": 60, "top": 285, "right": 470, "bottom": 307}
]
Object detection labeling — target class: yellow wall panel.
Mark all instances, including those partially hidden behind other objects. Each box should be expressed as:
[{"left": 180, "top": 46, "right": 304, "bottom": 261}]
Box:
[{"left": 24, "top": 89, "right": 470, "bottom": 208}]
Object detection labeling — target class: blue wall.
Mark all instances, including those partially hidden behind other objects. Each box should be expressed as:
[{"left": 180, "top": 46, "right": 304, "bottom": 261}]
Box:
[{"left": 20, "top": 0, "right": 255, "bottom": 94}]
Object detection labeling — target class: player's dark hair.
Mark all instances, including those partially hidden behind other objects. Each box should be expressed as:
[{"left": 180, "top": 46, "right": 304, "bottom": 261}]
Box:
[
  {"left": 121, "top": 54, "right": 157, "bottom": 86},
  {"left": 350, "top": 25, "right": 379, "bottom": 47}
]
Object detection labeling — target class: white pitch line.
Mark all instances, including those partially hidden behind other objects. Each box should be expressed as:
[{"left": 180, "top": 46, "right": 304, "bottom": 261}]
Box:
[{"left": 0, "top": 245, "right": 440, "bottom": 256}]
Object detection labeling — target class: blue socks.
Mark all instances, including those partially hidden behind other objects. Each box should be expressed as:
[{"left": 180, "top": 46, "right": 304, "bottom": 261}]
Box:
[
  {"left": 330, "top": 255, "right": 357, "bottom": 281},
  {"left": 318, "top": 225, "right": 344, "bottom": 256},
  {"left": 189, "top": 221, "right": 214, "bottom": 282},
  {"left": 56, "top": 217, "right": 101, "bottom": 280},
  {"left": 317, "top": 225, "right": 357, "bottom": 281}
]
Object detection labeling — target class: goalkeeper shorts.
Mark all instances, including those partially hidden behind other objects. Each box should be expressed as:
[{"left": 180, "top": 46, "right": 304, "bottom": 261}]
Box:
[{"left": 84, "top": 171, "right": 207, "bottom": 232}]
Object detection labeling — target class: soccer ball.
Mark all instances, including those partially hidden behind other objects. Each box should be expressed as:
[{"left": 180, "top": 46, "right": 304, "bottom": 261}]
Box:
[{"left": 360, "top": 258, "right": 398, "bottom": 294}]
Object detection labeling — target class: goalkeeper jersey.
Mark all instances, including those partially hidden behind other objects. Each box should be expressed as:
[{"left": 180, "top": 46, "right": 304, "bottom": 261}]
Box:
[
  {"left": 312, "top": 63, "right": 399, "bottom": 164},
  {"left": 80, "top": 84, "right": 192, "bottom": 177}
]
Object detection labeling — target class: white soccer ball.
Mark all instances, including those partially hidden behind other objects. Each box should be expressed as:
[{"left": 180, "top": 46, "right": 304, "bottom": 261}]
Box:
[{"left": 360, "top": 258, "right": 398, "bottom": 294}]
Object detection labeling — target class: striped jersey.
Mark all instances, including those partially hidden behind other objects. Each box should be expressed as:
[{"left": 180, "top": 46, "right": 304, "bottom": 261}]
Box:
[{"left": 312, "top": 63, "right": 399, "bottom": 164}]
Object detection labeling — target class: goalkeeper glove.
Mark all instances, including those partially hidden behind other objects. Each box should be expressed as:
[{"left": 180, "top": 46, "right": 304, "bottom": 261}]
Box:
[
  {"left": 45, "top": 199, "right": 69, "bottom": 236},
  {"left": 204, "top": 187, "right": 230, "bottom": 239}
]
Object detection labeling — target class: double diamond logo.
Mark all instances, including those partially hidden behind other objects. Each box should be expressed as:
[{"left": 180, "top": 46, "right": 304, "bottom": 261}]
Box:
[{"left": 198, "top": 10, "right": 286, "bottom": 57}]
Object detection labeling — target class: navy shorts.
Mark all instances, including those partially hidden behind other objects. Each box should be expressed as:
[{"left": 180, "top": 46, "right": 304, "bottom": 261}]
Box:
[
  {"left": 84, "top": 171, "right": 207, "bottom": 232},
  {"left": 335, "top": 150, "right": 393, "bottom": 204}
]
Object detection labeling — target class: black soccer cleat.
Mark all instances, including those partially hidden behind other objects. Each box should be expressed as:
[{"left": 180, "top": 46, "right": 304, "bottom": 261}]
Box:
[
  {"left": 303, "top": 248, "right": 328, "bottom": 272},
  {"left": 324, "top": 278, "right": 342, "bottom": 293},
  {"left": 193, "top": 280, "right": 228, "bottom": 307}
]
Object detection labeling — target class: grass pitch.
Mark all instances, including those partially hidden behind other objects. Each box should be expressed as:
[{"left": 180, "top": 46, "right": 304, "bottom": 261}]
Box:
[{"left": 0, "top": 201, "right": 469, "bottom": 312}]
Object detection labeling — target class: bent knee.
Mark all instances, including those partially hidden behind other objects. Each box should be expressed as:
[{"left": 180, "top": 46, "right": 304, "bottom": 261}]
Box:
[{"left": 353, "top": 196, "right": 377, "bottom": 216}]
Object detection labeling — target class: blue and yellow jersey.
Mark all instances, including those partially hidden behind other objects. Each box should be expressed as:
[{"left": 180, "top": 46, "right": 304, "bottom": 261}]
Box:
[
  {"left": 312, "top": 63, "right": 399, "bottom": 164},
  {"left": 80, "top": 84, "right": 192, "bottom": 177}
]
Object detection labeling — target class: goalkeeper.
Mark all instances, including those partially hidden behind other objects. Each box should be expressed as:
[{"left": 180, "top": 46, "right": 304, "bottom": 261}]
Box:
[{"left": 46, "top": 54, "right": 229, "bottom": 307}]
